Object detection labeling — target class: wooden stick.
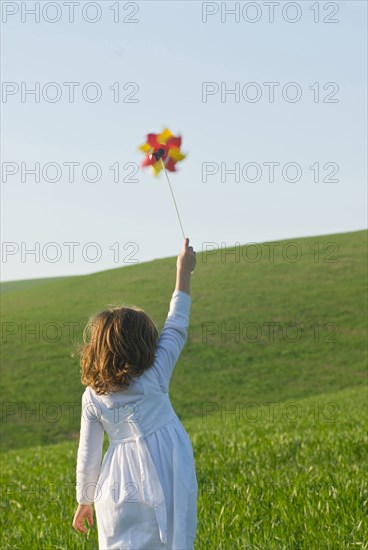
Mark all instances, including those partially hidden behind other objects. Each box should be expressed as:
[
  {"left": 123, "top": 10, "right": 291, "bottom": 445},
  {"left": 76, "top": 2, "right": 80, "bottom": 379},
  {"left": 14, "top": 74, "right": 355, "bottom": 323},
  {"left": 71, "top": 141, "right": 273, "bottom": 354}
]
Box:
[{"left": 160, "top": 157, "right": 186, "bottom": 240}]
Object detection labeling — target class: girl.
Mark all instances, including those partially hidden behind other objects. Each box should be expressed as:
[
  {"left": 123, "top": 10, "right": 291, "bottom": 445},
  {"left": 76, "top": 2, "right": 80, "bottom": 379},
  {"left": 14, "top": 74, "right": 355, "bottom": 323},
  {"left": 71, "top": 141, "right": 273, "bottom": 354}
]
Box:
[{"left": 72, "top": 238, "right": 197, "bottom": 550}]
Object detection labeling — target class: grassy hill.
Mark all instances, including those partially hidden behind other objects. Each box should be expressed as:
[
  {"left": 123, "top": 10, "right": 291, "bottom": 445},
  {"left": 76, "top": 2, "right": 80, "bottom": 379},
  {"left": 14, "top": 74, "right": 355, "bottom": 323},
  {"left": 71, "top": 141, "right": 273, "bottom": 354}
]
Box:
[
  {"left": 1, "top": 230, "right": 366, "bottom": 451},
  {"left": 1, "top": 387, "right": 366, "bottom": 548},
  {"left": 1, "top": 230, "right": 367, "bottom": 548}
]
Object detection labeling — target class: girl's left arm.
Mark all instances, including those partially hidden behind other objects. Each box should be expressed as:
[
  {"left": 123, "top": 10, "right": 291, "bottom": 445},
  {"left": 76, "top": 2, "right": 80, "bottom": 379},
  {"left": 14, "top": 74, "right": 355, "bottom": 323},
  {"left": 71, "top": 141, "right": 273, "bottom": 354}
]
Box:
[{"left": 75, "top": 388, "right": 104, "bottom": 505}]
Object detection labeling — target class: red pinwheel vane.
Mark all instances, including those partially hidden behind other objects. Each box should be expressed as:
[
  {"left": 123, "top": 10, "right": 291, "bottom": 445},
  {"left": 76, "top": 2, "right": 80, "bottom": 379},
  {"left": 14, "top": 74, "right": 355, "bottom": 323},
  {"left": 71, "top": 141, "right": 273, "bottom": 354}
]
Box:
[{"left": 139, "top": 128, "right": 187, "bottom": 239}]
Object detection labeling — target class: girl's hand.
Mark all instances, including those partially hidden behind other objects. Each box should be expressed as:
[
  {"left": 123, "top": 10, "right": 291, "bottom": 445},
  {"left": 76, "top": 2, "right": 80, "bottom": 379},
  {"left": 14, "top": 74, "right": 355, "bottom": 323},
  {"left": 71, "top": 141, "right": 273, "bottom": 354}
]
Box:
[
  {"left": 72, "top": 503, "right": 94, "bottom": 533},
  {"left": 177, "top": 238, "right": 196, "bottom": 273}
]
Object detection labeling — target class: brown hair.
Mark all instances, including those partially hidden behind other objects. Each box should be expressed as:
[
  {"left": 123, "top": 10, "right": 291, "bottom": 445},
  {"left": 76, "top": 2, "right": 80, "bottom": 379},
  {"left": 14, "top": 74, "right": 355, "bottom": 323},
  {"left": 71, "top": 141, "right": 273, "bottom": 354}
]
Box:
[{"left": 73, "top": 306, "right": 159, "bottom": 394}]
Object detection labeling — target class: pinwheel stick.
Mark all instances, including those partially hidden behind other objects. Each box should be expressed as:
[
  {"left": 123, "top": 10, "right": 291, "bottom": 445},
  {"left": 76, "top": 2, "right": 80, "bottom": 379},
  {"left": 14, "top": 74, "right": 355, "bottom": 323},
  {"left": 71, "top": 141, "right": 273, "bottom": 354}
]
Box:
[{"left": 153, "top": 150, "right": 186, "bottom": 240}]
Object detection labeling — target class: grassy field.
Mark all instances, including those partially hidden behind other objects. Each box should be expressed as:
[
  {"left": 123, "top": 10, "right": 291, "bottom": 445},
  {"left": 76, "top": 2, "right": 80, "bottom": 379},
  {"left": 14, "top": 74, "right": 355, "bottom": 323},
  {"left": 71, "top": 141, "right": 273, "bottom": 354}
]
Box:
[
  {"left": 1, "top": 230, "right": 367, "bottom": 548},
  {"left": 1, "top": 387, "right": 367, "bottom": 549}
]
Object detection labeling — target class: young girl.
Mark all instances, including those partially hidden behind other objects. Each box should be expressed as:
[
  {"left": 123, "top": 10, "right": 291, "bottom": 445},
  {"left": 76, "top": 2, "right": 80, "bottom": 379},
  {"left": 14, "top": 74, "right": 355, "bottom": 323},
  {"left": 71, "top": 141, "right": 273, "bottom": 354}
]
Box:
[{"left": 72, "top": 238, "right": 197, "bottom": 550}]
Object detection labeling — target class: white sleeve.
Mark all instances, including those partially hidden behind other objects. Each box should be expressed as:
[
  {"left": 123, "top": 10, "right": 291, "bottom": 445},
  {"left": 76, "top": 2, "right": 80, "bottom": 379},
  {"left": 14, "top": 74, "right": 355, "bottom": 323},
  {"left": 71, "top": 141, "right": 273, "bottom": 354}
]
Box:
[
  {"left": 152, "top": 289, "right": 191, "bottom": 391},
  {"left": 76, "top": 388, "right": 104, "bottom": 504}
]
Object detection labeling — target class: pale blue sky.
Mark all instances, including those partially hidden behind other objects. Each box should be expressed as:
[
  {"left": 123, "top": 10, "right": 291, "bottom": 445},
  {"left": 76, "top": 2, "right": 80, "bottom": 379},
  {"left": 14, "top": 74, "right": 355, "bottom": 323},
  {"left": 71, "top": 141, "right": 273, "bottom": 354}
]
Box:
[{"left": 1, "top": 0, "right": 367, "bottom": 281}]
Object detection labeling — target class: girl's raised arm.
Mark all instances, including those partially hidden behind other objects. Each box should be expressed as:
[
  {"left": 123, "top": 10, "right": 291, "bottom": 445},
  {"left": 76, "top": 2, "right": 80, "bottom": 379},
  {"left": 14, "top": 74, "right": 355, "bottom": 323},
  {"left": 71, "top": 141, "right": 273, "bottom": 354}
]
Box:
[
  {"left": 152, "top": 238, "right": 196, "bottom": 389},
  {"left": 175, "top": 238, "right": 196, "bottom": 295}
]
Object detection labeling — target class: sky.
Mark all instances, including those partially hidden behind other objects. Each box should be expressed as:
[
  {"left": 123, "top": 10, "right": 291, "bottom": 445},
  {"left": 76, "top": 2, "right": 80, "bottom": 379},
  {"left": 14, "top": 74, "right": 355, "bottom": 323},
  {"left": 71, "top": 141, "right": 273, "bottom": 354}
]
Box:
[{"left": 1, "top": 0, "right": 367, "bottom": 282}]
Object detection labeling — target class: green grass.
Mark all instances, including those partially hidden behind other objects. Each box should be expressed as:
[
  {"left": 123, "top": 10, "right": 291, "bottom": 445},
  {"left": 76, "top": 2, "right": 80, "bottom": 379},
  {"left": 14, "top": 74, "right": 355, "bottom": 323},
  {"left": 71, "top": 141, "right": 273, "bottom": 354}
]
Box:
[
  {"left": 1, "top": 230, "right": 367, "bottom": 548},
  {"left": 0, "top": 276, "right": 68, "bottom": 296},
  {"left": 1, "top": 387, "right": 366, "bottom": 549}
]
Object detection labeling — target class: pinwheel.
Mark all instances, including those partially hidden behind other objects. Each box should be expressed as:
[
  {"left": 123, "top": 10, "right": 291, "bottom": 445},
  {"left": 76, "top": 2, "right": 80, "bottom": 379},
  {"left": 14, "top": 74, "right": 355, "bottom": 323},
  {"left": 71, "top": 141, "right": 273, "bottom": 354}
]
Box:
[
  {"left": 139, "top": 128, "right": 187, "bottom": 239},
  {"left": 139, "top": 128, "right": 186, "bottom": 176}
]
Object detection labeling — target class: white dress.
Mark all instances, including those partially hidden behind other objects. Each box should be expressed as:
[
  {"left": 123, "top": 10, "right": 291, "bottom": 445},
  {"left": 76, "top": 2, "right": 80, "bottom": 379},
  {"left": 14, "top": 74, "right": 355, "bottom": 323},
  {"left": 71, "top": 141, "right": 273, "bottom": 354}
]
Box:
[{"left": 76, "top": 290, "right": 198, "bottom": 550}]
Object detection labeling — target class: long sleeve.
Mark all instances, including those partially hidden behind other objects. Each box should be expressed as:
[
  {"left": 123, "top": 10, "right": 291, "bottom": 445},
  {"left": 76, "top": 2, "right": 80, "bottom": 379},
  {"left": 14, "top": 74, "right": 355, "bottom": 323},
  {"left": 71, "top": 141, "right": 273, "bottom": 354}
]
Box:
[
  {"left": 76, "top": 388, "right": 104, "bottom": 504},
  {"left": 152, "top": 289, "right": 191, "bottom": 391}
]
